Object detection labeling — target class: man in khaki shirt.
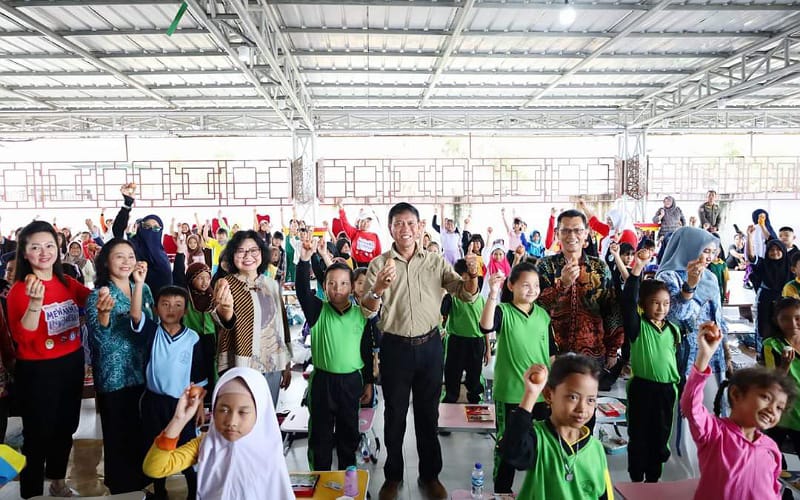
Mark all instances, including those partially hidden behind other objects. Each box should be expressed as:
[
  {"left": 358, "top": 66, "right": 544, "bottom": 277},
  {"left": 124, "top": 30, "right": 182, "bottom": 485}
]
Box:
[{"left": 361, "top": 202, "right": 479, "bottom": 500}]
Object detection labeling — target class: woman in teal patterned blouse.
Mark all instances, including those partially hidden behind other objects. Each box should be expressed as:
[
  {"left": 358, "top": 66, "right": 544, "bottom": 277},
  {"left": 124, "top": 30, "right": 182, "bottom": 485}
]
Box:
[{"left": 86, "top": 238, "right": 154, "bottom": 494}]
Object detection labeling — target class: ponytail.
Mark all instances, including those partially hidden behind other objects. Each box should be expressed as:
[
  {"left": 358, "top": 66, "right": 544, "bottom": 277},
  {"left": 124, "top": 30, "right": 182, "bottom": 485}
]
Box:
[{"left": 713, "top": 379, "right": 730, "bottom": 417}]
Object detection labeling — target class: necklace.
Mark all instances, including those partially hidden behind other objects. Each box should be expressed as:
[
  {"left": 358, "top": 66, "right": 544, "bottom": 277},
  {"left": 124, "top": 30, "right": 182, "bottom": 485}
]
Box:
[
  {"left": 557, "top": 434, "right": 581, "bottom": 482},
  {"left": 235, "top": 273, "right": 259, "bottom": 290}
]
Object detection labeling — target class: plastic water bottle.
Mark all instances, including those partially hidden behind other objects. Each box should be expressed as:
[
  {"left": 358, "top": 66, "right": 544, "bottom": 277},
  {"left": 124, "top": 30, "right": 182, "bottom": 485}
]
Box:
[
  {"left": 471, "top": 462, "right": 484, "bottom": 498},
  {"left": 344, "top": 465, "right": 359, "bottom": 497}
]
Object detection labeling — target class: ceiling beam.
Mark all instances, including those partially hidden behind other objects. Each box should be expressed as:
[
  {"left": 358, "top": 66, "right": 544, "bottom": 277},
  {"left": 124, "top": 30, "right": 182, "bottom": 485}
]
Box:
[
  {"left": 281, "top": 27, "right": 772, "bottom": 40},
  {"left": 224, "top": 0, "right": 315, "bottom": 131},
  {"left": 291, "top": 49, "right": 734, "bottom": 59},
  {"left": 0, "top": 28, "right": 209, "bottom": 37},
  {"left": 182, "top": 0, "right": 296, "bottom": 130},
  {"left": 420, "top": 0, "right": 475, "bottom": 107},
  {"left": 0, "top": 68, "right": 269, "bottom": 77},
  {"left": 0, "top": 1, "right": 176, "bottom": 108},
  {"left": 265, "top": 0, "right": 800, "bottom": 11},
  {"left": 628, "top": 21, "right": 800, "bottom": 109},
  {"left": 521, "top": 0, "right": 678, "bottom": 107},
  {"left": 8, "top": 0, "right": 177, "bottom": 5}
]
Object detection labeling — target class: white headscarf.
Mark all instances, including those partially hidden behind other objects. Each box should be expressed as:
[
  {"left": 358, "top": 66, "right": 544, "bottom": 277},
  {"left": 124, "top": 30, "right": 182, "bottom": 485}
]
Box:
[
  {"left": 197, "top": 367, "right": 293, "bottom": 500},
  {"left": 600, "top": 208, "right": 635, "bottom": 259}
]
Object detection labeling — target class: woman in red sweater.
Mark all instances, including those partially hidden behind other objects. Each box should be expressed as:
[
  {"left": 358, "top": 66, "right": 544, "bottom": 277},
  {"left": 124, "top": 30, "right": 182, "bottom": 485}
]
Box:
[
  {"left": 334, "top": 201, "right": 382, "bottom": 267},
  {"left": 6, "top": 221, "right": 91, "bottom": 498}
]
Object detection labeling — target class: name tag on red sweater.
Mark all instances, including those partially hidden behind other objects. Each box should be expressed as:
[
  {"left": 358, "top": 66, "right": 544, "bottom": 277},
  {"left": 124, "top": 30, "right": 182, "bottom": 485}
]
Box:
[{"left": 43, "top": 300, "right": 80, "bottom": 336}]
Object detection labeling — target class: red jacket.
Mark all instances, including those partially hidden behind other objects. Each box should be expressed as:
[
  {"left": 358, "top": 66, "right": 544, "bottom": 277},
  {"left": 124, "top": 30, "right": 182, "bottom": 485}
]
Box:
[
  {"left": 337, "top": 208, "right": 382, "bottom": 265},
  {"left": 7, "top": 275, "right": 90, "bottom": 361}
]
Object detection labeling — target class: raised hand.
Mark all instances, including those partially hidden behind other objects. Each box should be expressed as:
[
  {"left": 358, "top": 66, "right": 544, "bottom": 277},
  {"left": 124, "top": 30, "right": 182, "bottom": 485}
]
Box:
[
  {"left": 608, "top": 242, "right": 620, "bottom": 257},
  {"left": 685, "top": 257, "right": 707, "bottom": 288},
  {"left": 214, "top": 279, "right": 233, "bottom": 314},
  {"left": 176, "top": 233, "right": 187, "bottom": 254},
  {"left": 173, "top": 385, "right": 205, "bottom": 427},
  {"left": 298, "top": 232, "right": 314, "bottom": 261},
  {"left": 132, "top": 261, "right": 148, "bottom": 284},
  {"left": 523, "top": 364, "right": 548, "bottom": 395},
  {"left": 95, "top": 287, "right": 115, "bottom": 314},
  {"left": 24, "top": 274, "right": 44, "bottom": 304},
  {"left": 488, "top": 272, "right": 505, "bottom": 297},
  {"left": 373, "top": 258, "right": 397, "bottom": 295},
  {"left": 560, "top": 257, "right": 581, "bottom": 288},
  {"left": 465, "top": 254, "right": 479, "bottom": 276},
  {"left": 696, "top": 321, "right": 722, "bottom": 365},
  {"left": 120, "top": 182, "right": 136, "bottom": 198}
]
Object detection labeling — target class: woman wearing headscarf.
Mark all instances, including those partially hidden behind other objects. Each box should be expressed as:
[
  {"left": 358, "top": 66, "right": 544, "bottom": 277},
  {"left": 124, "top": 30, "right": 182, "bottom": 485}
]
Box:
[
  {"left": 655, "top": 226, "right": 727, "bottom": 478},
  {"left": 112, "top": 183, "right": 172, "bottom": 294},
  {"left": 746, "top": 208, "right": 777, "bottom": 260},
  {"left": 142, "top": 367, "right": 294, "bottom": 499},
  {"left": 578, "top": 200, "right": 638, "bottom": 259},
  {"left": 749, "top": 238, "right": 791, "bottom": 350},
  {"left": 63, "top": 240, "right": 94, "bottom": 285},
  {"left": 653, "top": 196, "right": 686, "bottom": 239},
  {"left": 185, "top": 234, "right": 207, "bottom": 268}
]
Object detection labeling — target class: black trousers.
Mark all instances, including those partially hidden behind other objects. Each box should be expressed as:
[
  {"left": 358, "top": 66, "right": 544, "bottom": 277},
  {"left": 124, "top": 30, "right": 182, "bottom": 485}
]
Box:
[
  {"left": 627, "top": 377, "right": 677, "bottom": 482},
  {"left": 97, "top": 385, "right": 148, "bottom": 494},
  {"left": 307, "top": 369, "right": 363, "bottom": 471},
  {"left": 443, "top": 335, "right": 485, "bottom": 404},
  {"left": 494, "top": 401, "right": 549, "bottom": 493},
  {"left": 141, "top": 390, "right": 197, "bottom": 500},
  {"left": 16, "top": 348, "right": 84, "bottom": 499},
  {"left": 380, "top": 331, "right": 443, "bottom": 482}
]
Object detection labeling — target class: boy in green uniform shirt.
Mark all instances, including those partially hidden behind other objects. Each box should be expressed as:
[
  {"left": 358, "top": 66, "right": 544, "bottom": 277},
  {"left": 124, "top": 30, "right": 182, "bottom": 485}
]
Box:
[
  {"left": 480, "top": 261, "right": 557, "bottom": 495},
  {"left": 296, "top": 241, "right": 375, "bottom": 471},
  {"left": 621, "top": 248, "right": 680, "bottom": 482},
  {"left": 441, "top": 259, "right": 490, "bottom": 404},
  {"left": 499, "top": 356, "right": 614, "bottom": 500}
]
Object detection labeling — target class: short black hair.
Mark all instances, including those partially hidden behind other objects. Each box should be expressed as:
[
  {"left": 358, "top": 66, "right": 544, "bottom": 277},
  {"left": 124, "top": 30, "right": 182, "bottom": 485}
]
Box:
[
  {"left": 791, "top": 252, "right": 800, "bottom": 268},
  {"left": 453, "top": 258, "right": 468, "bottom": 276},
  {"left": 388, "top": 202, "right": 420, "bottom": 226},
  {"left": 707, "top": 189, "right": 717, "bottom": 195},
  {"left": 546, "top": 354, "right": 601, "bottom": 389},
  {"left": 216, "top": 228, "right": 228, "bottom": 236},
  {"left": 155, "top": 285, "right": 190, "bottom": 305},
  {"left": 221, "top": 229, "right": 270, "bottom": 275},
  {"left": 770, "top": 297, "right": 800, "bottom": 338},
  {"left": 323, "top": 262, "right": 353, "bottom": 283},
  {"left": 619, "top": 242, "right": 635, "bottom": 255},
  {"left": 779, "top": 226, "right": 794, "bottom": 234},
  {"left": 557, "top": 209, "right": 588, "bottom": 228},
  {"left": 508, "top": 261, "right": 538, "bottom": 284},
  {"left": 638, "top": 279, "right": 670, "bottom": 308},
  {"left": 272, "top": 231, "right": 284, "bottom": 241},
  {"left": 353, "top": 267, "right": 368, "bottom": 281}
]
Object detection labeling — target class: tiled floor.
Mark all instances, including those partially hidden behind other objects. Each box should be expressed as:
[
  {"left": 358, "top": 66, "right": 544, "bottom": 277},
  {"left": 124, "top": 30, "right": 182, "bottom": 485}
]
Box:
[{"left": 3, "top": 296, "right": 800, "bottom": 499}]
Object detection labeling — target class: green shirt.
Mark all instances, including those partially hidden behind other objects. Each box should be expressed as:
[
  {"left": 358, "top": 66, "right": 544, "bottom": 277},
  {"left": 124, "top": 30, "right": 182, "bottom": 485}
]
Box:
[
  {"left": 445, "top": 295, "right": 485, "bottom": 338},
  {"left": 184, "top": 305, "right": 215, "bottom": 337},
  {"left": 630, "top": 319, "right": 680, "bottom": 384},
  {"left": 493, "top": 302, "right": 551, "bottom": 404},
  {"left": 763, "top": 337, "right": 800, "bottom": 431},
  {"left": 311, "top": 301, "right": 367, "bottom": 374},
  {"left": 519, "top": 421, "right": 609, "bottom": 500}
]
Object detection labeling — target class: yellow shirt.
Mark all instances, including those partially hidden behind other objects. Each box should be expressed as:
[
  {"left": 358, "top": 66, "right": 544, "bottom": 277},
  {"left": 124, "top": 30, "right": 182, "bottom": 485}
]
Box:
[
  {"left": 362, "top": 243, "right": 478, "bottom": 337},
  {"left": 143, "top": 433, "right": 203, "bottom": 479},
  {"left": 783, "top": 278, "right": 800, "bottom": 299},
  {"left": 206, "top": 239, "right": 226, "bottom": 267}
]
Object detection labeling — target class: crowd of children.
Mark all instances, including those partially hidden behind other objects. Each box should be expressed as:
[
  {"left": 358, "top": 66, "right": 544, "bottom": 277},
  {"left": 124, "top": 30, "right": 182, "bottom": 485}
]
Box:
[{"left": 1, "top": 188, "right": 800, "bottom": 500}]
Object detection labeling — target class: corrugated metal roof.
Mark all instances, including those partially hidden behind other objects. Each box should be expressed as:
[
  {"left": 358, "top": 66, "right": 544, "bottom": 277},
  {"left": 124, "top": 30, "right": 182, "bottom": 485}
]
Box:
[{"left": 0, "top": 0, "right": 795, "bottom": 131}]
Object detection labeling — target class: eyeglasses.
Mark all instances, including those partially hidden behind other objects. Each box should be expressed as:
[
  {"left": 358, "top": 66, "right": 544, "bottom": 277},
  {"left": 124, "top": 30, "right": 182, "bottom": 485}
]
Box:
[
  {"left": 391, "top": 220, "right": 418, "bottom": 229},
  {"left": 142, "top": 224, "right": 162, "bottom": 233},
  {"left": 234, "top": 247, "right": 261, "bottom": 257},
  {"left": 558, "top": 228, "right": 586, "bottom": 235}
]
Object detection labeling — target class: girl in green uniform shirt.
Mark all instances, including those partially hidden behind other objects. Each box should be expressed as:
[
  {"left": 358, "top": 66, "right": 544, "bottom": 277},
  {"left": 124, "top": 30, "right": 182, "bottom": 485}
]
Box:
[
  {"left": 761, "top": 297, "right": 800, "bottom": 468},
  {"left": 499, "top": 355, "right": 614, "bottom": 500},
  {"left": 480, "top": 261, "right": 557, "bottom": 495},
  {"left": 621, "top": 248, "right": 680, "bottom": 482}
]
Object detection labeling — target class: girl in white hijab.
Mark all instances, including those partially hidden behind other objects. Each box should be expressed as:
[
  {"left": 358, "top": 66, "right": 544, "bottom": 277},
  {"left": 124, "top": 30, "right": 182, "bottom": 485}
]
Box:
[{"left": 143, "top": 367, "right": 293, "bottom": 499}]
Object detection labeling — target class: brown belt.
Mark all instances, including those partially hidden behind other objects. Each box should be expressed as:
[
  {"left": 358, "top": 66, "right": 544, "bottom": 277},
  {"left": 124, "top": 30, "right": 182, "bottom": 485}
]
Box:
[{"left": 384, "top": 327, "right": 439, "bottom": 346}]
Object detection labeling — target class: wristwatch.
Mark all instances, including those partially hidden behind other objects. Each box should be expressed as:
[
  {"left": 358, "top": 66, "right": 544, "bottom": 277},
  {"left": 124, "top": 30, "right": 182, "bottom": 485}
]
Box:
[
  {"left": 681, "top": 282, "right": 697, "bottom": 294},
  {"left": 370, "top": 290, "right": 383, "bottom": 300}
]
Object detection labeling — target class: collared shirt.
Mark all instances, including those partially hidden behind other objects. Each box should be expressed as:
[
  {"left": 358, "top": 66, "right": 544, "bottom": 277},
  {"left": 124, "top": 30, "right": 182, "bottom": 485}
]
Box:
[{"left": 362, "top": 243, "right": 478, "bottom": 337}]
